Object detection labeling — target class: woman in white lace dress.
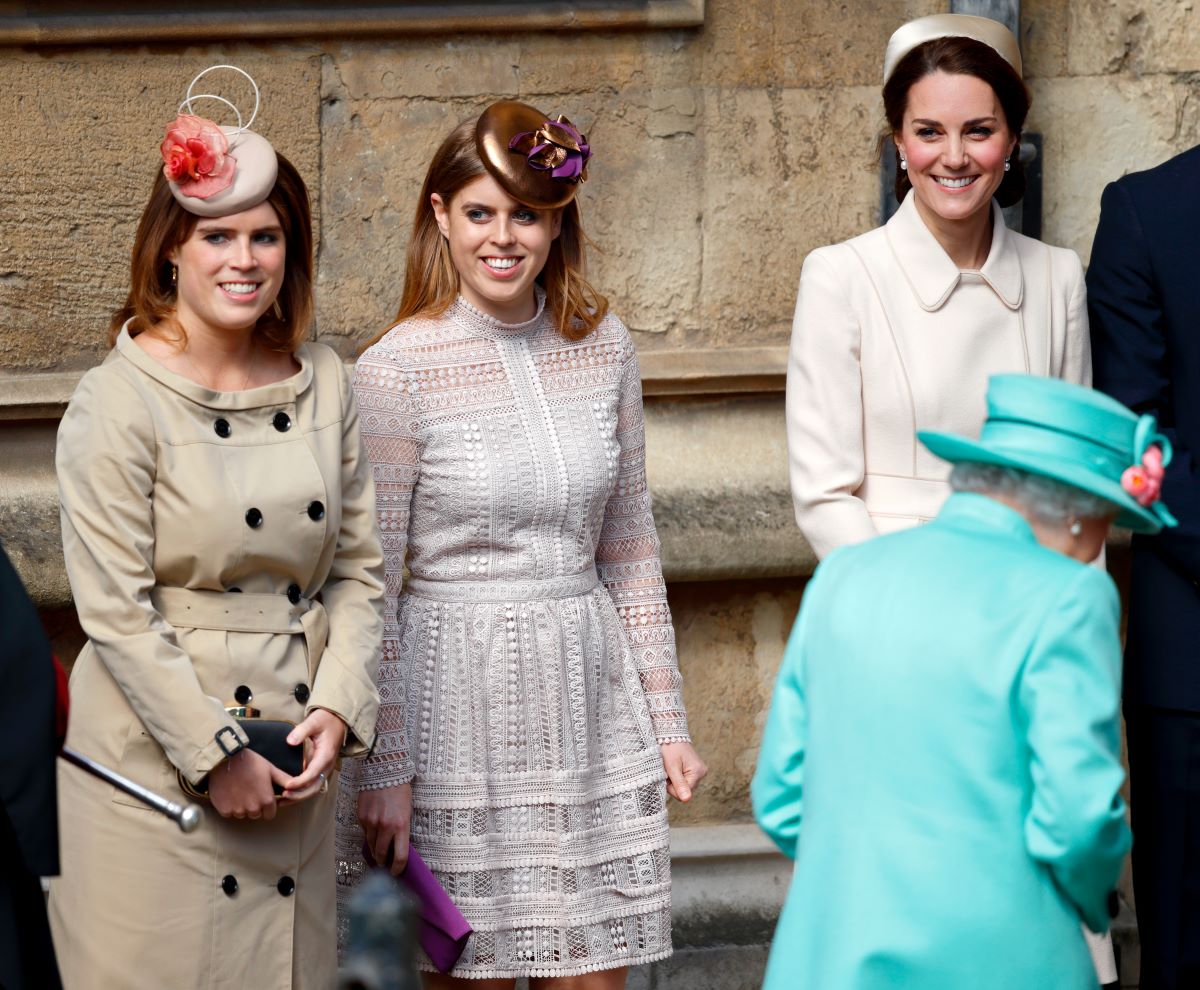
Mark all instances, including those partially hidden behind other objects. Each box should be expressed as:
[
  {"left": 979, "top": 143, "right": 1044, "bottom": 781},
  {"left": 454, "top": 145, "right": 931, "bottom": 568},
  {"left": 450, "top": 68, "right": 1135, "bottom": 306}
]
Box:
[{"left": 336, "top": 101, "right": 707, "bottom": 987}]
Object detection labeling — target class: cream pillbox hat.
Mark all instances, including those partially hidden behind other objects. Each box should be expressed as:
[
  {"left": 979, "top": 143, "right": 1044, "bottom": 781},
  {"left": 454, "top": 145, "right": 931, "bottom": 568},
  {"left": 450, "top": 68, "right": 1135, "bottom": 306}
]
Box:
[{"left": 883, "top": 13, "right": 1022, "bottom": 85}]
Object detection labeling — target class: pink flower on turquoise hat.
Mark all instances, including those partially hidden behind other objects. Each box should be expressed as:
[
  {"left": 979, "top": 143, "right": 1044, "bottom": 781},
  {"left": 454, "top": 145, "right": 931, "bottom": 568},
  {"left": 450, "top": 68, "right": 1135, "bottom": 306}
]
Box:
[{"left": 1122, "top": 445, "right": 1166, "bottom": 508}]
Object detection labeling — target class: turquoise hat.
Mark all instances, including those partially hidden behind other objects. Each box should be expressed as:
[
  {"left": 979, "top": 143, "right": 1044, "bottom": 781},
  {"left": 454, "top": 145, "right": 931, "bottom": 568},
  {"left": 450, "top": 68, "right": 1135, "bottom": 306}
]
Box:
[{"left": 919, "top": 374, "right": 1177, "bottom": 534}]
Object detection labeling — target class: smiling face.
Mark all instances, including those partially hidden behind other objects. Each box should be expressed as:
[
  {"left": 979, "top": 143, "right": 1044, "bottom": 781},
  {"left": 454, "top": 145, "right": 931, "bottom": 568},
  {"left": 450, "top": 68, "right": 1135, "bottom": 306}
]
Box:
[
  {"left": 432, "top": 173, "right": 562, "bottom": 324},
  {"left": 894, "top": 70, "right": 1017, "bottom": 227},
  {"left": 168, "top": 201, "right": 286, "bottom": 338}
]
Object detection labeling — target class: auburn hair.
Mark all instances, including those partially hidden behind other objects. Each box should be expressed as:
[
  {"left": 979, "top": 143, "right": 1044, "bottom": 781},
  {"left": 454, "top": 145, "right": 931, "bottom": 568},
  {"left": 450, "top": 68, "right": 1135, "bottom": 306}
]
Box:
[
  {"left": 367, "top": 119, "right": 607, "bottom": 349},
  {"left": 109, "top": 152, "right": 314, "bottom": 351},
  {"left": 881, "top": 36, "right": 1031, "bottom": 208}
]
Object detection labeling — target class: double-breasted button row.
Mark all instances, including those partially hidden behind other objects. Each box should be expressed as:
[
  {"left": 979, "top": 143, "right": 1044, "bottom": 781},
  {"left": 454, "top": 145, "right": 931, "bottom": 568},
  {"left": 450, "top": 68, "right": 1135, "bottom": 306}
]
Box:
[
  {"left": 213, "top": 412, "right": 292, "bottom": 439},
  {"left": 244, "top": 504, "right": 324, "bottom": 529},
  {"left": 220, "top": 874, "right": 295, "bottom": 897}
]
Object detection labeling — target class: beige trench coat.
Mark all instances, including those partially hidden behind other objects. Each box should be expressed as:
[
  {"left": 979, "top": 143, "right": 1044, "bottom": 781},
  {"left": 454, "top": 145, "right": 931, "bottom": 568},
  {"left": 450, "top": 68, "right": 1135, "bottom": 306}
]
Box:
[
  {"left": 48, "top": 326, "right": 384, "bottom": 989},
  {"left": 787, "top": 193, "right": 1091, "bottom": 559}
]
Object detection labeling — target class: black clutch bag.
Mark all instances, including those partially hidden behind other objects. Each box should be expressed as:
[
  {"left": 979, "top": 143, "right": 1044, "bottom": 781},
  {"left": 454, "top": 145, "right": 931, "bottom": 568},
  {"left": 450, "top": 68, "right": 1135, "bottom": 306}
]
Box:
[{"left": 180, "top": 707, "right": 304, "bottom": 800}]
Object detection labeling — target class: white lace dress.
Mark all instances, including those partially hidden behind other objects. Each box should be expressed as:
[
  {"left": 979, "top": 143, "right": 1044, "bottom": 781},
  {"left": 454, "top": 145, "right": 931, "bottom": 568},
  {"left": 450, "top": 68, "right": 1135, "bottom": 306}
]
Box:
[{"left": 335, "top": 294, "right": 691, "bottom": 978}]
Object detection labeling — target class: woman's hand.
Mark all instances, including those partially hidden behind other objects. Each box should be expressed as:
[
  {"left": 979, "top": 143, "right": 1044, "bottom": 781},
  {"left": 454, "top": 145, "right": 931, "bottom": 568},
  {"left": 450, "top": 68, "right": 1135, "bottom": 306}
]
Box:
[
  {"left": 661, "top": 741, "right": 708, "bottom": 803},
  {"left": 358, "top": 783, "right": 413, "bottom": 876},
  {"left": 281, "top": 708, "right": 348, "bottom": 803},
  {"left": 208, "top": 749, "right": 290, "bottom": 820}
]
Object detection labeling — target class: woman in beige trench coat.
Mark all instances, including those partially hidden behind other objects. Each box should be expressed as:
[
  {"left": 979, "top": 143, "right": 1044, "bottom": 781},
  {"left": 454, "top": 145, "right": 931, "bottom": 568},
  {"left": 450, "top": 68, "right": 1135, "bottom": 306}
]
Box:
[{"left": 48, "top": 69, "right": 384, "bottom": 989}]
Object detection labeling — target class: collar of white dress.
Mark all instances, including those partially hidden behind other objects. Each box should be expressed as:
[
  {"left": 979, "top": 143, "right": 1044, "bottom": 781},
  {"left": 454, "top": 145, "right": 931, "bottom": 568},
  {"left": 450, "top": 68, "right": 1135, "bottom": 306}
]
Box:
[{"left": 885, "top": 192, "right": 1024, "bottom": 313}]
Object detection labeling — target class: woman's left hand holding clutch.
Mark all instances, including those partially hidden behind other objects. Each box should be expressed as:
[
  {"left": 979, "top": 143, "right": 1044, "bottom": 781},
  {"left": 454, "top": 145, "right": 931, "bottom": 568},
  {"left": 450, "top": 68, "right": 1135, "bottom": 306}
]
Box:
[{"left": 280, "top": 708, "right": 347, "bottom": 803}]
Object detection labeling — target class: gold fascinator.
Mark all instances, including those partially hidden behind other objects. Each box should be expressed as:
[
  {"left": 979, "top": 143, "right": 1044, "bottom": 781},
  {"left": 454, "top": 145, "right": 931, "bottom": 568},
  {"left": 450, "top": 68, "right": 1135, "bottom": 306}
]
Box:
[{"left": 475, "top": 100, "right": 591, "bottom": 210}]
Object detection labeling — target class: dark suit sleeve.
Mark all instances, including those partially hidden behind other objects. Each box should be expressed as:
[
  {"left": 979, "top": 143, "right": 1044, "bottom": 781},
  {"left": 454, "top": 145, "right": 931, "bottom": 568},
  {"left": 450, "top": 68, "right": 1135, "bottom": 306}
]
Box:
[
  {"left": 0, "top": 545, "right": 59, "bottom": 878},
  {"left": 1088, "top": 180, "right": 1200, "bottom": 579}
]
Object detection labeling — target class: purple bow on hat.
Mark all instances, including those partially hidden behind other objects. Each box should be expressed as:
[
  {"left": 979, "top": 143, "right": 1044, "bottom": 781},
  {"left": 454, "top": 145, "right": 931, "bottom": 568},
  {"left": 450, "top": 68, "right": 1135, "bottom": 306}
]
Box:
[{"left": 508, "top": 116, "right": 591, "bottom": 182}]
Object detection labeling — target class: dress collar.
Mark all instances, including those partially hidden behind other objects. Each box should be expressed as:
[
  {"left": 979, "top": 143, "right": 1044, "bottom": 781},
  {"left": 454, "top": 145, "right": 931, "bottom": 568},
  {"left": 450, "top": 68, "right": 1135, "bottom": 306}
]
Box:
[
  {"left": 932, "top": 492, "right": 1039, "bottom": 545},
  {"left": 115, "top": 322, "right": 314, "bottom": 410},
  {"left": 885, "top": 193, "right": 1023, "bottom": 312},
  {"left": 448, "top": 288, "right": 548, "bottom": 341}
]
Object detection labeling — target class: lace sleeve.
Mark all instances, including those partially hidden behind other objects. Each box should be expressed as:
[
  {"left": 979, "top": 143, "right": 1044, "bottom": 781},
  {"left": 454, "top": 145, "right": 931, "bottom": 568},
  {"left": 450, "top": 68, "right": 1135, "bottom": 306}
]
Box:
[
  {"left": 596, "top": 337, "right": 690, "bottom": 744},
  {"left": 351, "top": 345, "right": 420, "bottom": 788}
]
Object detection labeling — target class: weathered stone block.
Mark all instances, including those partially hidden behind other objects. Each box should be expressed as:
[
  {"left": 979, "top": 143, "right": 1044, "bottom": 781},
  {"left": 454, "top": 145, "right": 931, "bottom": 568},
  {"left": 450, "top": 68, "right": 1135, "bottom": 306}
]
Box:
[
  {"left": 667, "top": 578, "right": 804, "bottom": 825},
  {"left": 1021, "top": 0, "right": 1070, "bottom": 79},
  {"left": 697, "top": 85, "right": 881, "bottom": 348},
  {"left": 772, "top": 0, "right": 946, "bottom": 89},
  {"left": 1029, "top": 74, "right": 1200, "bottom": 263},
  {"left": 1067, "top": 0, "right": 1200, "bottom": 77},
  {"left": 328, "top": 38, "right": 521, "bottom": 101}
]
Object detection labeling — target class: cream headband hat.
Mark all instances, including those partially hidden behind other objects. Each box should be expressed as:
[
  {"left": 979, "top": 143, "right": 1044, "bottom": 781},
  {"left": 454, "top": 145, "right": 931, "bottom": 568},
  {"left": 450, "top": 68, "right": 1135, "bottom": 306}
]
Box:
[{"left": 883, "top": 13, "right": 1022, "bottom": 86}]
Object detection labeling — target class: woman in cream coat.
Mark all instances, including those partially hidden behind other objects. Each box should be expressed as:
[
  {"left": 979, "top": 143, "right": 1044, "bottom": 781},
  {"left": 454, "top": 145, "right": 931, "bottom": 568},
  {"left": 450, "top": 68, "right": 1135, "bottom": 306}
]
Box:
[
  {"left": 48, "top": 70, "right": 383, "bottom": 989},
  {"left": 788, "top": 14, "right": 1089, "bottom": 558},
  {"left": 785, "top": 14, "right": 1114, "bottom": 984}
]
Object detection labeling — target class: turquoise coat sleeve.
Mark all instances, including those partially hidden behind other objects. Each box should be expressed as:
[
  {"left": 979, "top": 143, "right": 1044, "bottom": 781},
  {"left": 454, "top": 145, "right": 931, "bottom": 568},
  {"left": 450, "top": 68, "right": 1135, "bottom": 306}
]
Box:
[
  {"left": 1020, "top": 565, "right": 1131, "bottom": 934},
  {"left": 751, "top": 576, "right": 817, "bottom": 860}
]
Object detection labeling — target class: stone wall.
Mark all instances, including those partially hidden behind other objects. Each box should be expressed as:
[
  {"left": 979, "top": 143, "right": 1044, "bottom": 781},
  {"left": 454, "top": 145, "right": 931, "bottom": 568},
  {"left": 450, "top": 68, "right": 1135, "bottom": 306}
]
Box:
[{"left": 2, "top": 0, "right": 1198, "bottom": 844}]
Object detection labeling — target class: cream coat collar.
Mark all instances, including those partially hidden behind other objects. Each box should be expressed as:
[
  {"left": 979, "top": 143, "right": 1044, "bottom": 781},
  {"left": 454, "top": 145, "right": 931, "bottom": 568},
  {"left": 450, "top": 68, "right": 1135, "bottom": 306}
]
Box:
[{"left": 885, "top": 193, "right": 1023, "bottom": 313}]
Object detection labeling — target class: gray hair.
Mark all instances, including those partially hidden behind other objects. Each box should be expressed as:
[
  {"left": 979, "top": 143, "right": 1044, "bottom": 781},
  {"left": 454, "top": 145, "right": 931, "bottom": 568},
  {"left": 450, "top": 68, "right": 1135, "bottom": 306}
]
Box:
[{"left": 949, "top": 462, "right": 1118, "bottom": 525}]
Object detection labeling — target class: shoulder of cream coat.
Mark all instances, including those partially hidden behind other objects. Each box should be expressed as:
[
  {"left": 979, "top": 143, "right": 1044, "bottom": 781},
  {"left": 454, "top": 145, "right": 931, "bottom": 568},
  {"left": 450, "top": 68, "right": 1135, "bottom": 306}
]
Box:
[
  {"left": 795, "top": 227, "right": 887, "bottom": 300},
  {"left": 1007, "top": 228, "right": 1086, "bottom": 291}
]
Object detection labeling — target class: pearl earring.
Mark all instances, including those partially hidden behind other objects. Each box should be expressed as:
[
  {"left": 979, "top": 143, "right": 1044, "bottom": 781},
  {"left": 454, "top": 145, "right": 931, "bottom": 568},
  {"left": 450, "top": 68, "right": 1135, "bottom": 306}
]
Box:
[
  {"left": 1004, "top": 157, "right": 1011, "bottom": 172},
  {"left": 899, "top": 156, "right": 907, "bottom": 171},
  {"left": 1069, "top": 519, "right": 1083, "bottom": 537}
]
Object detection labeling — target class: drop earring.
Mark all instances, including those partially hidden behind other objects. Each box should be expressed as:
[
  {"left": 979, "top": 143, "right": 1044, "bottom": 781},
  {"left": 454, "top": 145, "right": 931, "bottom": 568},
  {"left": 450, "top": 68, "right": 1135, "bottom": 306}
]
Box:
[
  {"left": 170, "top": 264, "right": 178, "bottom": 286},
  {"left": 899, "top": 156, "right": 908, "bottom": 171},
  {"left": 1004, "top": 157, "right": 1011, "bottom": 172}
]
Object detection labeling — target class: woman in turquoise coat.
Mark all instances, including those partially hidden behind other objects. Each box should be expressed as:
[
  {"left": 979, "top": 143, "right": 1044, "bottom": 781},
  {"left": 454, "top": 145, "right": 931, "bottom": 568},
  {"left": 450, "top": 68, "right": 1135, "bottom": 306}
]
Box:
[{"left": 753, "top": 374, "right": 1176, "bottom": 989}]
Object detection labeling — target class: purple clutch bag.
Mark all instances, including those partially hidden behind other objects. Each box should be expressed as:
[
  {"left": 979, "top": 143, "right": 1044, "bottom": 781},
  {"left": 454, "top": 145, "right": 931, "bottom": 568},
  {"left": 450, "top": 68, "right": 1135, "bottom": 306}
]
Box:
[{"left": 362, "top": 841, "right": 472, "bottom": 973}]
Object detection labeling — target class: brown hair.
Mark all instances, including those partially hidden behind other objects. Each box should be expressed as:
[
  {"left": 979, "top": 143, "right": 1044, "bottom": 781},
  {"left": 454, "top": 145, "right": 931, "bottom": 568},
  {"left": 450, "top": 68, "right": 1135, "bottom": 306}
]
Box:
[
  {"left": 109, "top": 152, "right": 314, "bottom": 351},
  {"left": 368, "top": 119, "right": 607, "bottom": 349},
  {"left": 881, "top": 36, "right": 1031, "bottom": 208}
]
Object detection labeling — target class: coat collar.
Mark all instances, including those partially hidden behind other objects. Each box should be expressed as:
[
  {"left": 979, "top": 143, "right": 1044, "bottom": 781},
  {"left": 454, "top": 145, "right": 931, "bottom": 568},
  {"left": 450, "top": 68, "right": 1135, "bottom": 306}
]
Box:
[
  {"left": 932, "top": 492, "right": 1038, "bottom": 545},
  {"left": 115, "top": 322, "right": 314, "bottom": 410},
  {"left": 885, "top": 193, "right": 1023, "bottom": 312}
]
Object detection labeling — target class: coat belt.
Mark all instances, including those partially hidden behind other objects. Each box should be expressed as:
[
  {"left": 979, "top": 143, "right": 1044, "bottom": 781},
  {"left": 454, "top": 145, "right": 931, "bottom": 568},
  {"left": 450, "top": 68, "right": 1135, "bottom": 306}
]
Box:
[{"left": 150, "top": 587, "right": 329, "bottom": 679}]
